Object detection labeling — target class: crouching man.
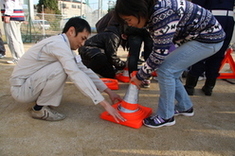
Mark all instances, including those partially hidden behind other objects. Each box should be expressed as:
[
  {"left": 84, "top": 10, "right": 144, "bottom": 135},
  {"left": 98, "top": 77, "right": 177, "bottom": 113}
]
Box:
[{"left": 9, "top": 17, "right": 125, "bottom": 123}]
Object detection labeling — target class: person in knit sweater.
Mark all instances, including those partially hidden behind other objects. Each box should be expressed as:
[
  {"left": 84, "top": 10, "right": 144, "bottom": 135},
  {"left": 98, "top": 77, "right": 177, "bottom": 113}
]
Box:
[
  {"left": 115, "top": 0, "right": 225, "bottom": 128},
  {"left": 0, "top": 0, "right": 25, "bottom": 64}
]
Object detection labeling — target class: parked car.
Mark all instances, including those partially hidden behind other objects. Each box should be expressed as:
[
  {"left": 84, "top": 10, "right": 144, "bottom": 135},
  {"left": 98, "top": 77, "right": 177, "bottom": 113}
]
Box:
[{"left": 32, "top": 20, "right": 50, "bottom": 30}]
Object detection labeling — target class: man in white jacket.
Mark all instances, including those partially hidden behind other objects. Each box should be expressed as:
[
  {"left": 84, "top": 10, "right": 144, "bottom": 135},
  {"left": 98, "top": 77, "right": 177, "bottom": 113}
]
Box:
[
  {"left": 0, "top": 0, "right": 25, "bottom": 63},
  {"left": 9, "top": 17, "right": 126, "bottom": 122}
]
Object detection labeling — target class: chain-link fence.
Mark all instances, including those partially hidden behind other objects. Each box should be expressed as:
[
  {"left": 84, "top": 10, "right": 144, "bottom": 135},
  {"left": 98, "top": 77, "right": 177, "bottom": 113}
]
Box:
[
  {"left": 21, "top": 13, "right": 62, "bottom": 43},
  {"left": 21, "top": 12, "right": 99, "bottom": 43},
  {"left": 19, "top": 4, "right": 235, "bottom": 48}
]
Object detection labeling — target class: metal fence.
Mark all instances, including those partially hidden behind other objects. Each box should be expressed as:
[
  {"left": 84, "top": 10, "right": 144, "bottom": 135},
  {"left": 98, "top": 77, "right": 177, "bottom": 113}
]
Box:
[
  {"left": 20, "top": 10, "right": 235, "bottom": 47},
  {"left": 21, "top": 13, "right": 98, "bottom": 43}
]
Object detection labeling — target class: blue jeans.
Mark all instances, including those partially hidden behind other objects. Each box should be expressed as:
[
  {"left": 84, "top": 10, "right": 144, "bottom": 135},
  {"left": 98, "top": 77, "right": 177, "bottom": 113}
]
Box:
[{"left": 156, "top": 41, "right": 223, "bottom": 119}]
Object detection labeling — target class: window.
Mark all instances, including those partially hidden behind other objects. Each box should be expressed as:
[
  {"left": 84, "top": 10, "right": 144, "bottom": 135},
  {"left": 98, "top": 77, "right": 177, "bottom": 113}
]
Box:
[{"left": 62, "top": 3, "right": 66, "bottom": 9}]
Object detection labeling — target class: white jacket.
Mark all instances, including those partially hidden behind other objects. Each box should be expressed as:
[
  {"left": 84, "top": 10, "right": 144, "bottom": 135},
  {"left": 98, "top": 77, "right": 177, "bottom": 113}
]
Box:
[{"left": 10, "top": 34, "right": 108, "bottom": 104}]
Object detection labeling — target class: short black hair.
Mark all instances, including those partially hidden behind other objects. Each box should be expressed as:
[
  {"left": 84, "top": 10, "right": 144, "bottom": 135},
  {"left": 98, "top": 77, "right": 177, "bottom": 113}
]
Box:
[{"left": 62, "top": 17, "right": 91, "bottom": 36}]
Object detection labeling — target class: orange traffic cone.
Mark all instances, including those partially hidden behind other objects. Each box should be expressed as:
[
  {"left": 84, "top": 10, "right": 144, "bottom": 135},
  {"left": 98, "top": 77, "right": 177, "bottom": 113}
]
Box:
[
  {"left": 217, "top": 48, "right": 235, "bottom": 79},
  {"left": 100, "top": 76, "right": 152, "bottom": 129},
  {"left": 115, "top": 67, "right": 130, "bottom": 83},
  {"left": 100, "top": 78, "right": 119, "bottom": 90}
]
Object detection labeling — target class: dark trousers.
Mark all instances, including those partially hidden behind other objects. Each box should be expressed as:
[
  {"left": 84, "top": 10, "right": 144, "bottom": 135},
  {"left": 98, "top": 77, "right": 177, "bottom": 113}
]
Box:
[
  {"left": 0, "top": 36, "right": 5, "bottom": 55},
  {"left": 127, "top": 29, "right": 153, "bottom": 75},
  {"left": 82, "top": 53, "right": 116, "bottom": 78},
  {"left": 189, "top": 16, "right": 234, "bottom": 79}
]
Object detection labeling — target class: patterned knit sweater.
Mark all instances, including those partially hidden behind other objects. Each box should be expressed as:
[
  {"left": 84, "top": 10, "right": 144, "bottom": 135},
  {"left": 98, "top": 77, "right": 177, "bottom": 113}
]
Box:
[
  {"left": 136, "top": 0, "right": 225, "bottom": 81},
  {"left": 0, "top": 0, "right": 25, "bottom": 21}
]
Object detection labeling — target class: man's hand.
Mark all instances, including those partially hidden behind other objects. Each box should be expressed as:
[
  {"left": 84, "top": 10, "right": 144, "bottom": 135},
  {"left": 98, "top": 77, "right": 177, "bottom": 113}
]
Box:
[
  {"left": 4, "top": 16, "right": 10, "bottom": 23},
  {"left": 99, "top": 100, "right": 126, "bottom": 123},
  {"left": 104, "top": 88, "right": 122, "bottom": 104}
]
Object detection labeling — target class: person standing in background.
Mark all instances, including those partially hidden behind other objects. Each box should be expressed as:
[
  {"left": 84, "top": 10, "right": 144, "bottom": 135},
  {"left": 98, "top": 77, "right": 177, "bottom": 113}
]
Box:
[
  {"left": 184, "top": 0, "right": 235, "bottom": 96},
  {"left": 0, "top": 0, "right": 25, "bottom": 64}
]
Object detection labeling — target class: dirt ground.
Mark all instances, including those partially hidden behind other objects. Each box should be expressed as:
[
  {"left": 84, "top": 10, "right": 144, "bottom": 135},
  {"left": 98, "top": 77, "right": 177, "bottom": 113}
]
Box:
[{"left": 0, "top": 43, "right": 235, "bottom": 156}]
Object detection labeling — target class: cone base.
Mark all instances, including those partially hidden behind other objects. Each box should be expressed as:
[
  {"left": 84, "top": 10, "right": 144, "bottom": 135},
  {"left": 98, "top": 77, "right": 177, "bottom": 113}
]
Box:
[
  {"left": 115, "top": 73, "right": 130, "bottom": 83},
  {"left": 100, "top": 102, "right": 152, "bottom": 129},
  {"left": 100, "top": 78, "right": 119, "bottom": 90}
]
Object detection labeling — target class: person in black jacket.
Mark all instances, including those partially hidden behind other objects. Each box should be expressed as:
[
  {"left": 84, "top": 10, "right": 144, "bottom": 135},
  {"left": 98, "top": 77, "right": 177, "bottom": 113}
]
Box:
[{"left": 79, "top": 11, "right": 126, "bottom": 78}]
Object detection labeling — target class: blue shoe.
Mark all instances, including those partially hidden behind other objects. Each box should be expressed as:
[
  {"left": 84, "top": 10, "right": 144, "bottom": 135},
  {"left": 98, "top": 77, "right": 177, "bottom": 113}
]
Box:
[
  {"left": 143, "top": 115, "right": 175, "bottom": 128},
  {"left": 174, "top": 107, "right": 194, "bottom": 116}
]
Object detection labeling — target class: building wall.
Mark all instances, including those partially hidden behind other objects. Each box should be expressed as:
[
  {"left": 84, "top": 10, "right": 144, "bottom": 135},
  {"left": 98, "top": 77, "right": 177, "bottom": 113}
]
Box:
[{"left": 58, "top": 0, "right": 86, "bottom": 18}]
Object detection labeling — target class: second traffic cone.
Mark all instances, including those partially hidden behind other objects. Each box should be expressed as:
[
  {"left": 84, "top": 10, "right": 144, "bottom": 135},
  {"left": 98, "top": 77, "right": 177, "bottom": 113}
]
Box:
[
  {"left": 217, "top": 48, "right": 235, "bottom": 79},
  {"left": 115, "top": 67, "right": 130, "bottom": 83},
  {"left": 100, "top": 73, "right": 152, "bottom": 129},
  {"left": 100, "top": 78, "right": 119, "bottom": 90}
]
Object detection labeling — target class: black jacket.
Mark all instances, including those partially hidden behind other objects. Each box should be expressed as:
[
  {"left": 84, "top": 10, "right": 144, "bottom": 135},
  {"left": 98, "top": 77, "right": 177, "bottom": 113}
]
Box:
[{"left": 79, "top": 29, "right": 125, "bottom": 69}]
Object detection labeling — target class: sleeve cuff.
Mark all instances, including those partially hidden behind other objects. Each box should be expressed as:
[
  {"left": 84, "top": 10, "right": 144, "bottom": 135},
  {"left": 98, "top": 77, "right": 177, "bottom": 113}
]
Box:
[
  {"left": 136, "top": 73, "right": 144, "bottom": 81},
  {"left": 92, "top": 94, "right": 105, "bottom": 105}
]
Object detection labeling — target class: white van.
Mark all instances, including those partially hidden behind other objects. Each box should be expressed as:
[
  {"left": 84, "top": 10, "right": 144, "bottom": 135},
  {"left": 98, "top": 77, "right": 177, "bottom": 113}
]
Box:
[{"left": 32, "top": 20, "right": 50, "bottom": 30}]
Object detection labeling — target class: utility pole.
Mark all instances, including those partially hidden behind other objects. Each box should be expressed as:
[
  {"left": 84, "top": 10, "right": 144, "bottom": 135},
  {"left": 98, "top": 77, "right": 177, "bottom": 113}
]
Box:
[
  {"left": 28, "top": 0, "right": 32, "bottom": 42},
  {"left": 42, "top": 5, "right": 45, "bottom": 37},
  {"left": 108, "top": 0, "right": 114, "bottom": 10},
  {"left": 80, "top": 0, "right": 83, "bottom": 17},
  {"left": 98, "top": 0, "right": 103, "bottom": 19},
  {"left": 98, "top": 0, "right": 100, "bottom": 19}
]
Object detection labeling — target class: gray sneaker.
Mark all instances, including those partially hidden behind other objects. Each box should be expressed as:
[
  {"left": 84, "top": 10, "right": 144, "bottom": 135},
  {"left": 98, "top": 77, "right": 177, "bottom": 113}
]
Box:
[
  {"left": 30, "top": 106, "right": 66, "bottom": 121},
  {"left": 6, "top": 59, "right": 18, "bottom": 64}
]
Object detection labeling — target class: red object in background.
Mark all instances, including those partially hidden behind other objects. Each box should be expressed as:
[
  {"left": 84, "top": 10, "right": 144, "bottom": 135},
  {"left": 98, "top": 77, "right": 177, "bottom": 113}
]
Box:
[
  {"left": 217, "top": 48, "right": 235, "bottom": 79},
  {"left": 101, "top": 78, "right": 119, "bottom": 90},
  {"left": 151, "top": 71, "right": 157, "bottom": 77},
  {"left": 115, "top": 67, "right": 130, "bottom": 83}
]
